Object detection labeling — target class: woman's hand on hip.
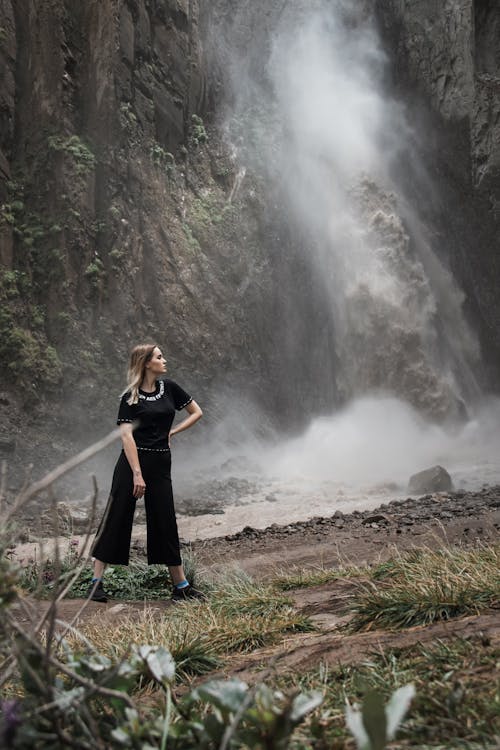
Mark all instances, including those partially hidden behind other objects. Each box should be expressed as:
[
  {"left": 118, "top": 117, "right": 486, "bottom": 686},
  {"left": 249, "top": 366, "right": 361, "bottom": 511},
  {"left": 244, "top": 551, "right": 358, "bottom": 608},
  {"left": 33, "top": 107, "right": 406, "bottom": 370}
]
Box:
[{"left": 133, "top": 470, "right": 146, "bottom": 498}]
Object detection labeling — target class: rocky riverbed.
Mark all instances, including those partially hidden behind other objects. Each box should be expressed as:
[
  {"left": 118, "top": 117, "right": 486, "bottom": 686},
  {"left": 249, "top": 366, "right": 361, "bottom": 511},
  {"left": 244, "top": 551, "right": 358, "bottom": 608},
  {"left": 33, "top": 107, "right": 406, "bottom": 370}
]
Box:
[
  {"left": 7, "top": 483, "right": 499, "bottom": 574},
  {"left": 187, "top": 484, "right": 500, "bottom": 574}
]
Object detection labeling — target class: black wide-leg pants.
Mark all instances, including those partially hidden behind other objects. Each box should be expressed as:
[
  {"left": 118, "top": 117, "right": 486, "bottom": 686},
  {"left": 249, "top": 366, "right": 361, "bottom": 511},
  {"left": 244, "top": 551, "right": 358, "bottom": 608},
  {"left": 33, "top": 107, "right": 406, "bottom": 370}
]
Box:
[{"left": 91, "top": 450, "right": 182, "bottom": 566}]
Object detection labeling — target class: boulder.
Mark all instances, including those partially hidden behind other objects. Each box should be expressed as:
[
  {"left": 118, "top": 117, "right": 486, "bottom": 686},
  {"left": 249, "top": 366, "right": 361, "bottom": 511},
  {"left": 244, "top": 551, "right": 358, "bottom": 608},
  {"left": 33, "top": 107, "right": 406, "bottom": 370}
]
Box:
[{"left": 408, "top": 465, "right": 453, "bottom": 494}]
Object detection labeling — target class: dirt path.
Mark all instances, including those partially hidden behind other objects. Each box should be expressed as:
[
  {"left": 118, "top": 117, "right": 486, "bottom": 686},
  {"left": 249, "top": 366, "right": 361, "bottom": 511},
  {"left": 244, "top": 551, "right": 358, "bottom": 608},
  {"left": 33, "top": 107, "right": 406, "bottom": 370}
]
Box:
[{"left": 226, "top": 612, "right": 500, "bottom": 682}]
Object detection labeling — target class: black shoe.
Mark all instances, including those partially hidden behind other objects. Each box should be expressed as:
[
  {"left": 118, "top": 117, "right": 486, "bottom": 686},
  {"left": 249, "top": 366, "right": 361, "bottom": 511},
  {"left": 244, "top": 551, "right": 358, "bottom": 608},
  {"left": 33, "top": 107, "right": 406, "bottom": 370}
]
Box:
[
  {"left": 87, "top": 580, "right": 108, "bottom": 603},
  {"left": 171, "top": 584, "right": 206, "bottom": 602}
]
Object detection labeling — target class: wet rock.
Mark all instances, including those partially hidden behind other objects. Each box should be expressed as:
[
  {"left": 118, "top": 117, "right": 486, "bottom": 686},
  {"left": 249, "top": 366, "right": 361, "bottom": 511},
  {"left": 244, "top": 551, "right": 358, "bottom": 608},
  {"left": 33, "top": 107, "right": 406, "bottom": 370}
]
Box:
[
  {"left": 408, "top": 466, "right": 453, "bottom": 494},
  {"left": 68, "top": 509, "right": 93, "bottom": 533},
  {"left": 400, "top": 517, "right": 415, "bottom": 525},
  {"left": 119, "top": 5, "right": 135, "bottom": 65},
  {"left": 362, "top": 513, "right": 390, "bottom": 525},
  {"left": 241, "top": 525, "right": 257, "bottom": 536}
]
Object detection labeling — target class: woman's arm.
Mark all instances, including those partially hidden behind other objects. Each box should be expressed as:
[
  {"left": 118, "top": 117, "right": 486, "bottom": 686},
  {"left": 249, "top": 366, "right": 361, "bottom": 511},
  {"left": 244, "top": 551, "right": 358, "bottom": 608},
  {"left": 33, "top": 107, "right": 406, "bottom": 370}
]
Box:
[
  {"left": 169, "top": 400, "right": 203, "bottom": 442},
  {"left": 120, "top": 423, "right": 146, "bottom": 498}
]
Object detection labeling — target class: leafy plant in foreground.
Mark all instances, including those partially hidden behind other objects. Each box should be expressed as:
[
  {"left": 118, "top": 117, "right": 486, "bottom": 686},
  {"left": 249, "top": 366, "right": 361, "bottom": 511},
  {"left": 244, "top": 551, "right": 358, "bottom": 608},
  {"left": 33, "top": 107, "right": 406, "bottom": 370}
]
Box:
[
  {"left": 20, "top": 559, "right": 175, "bottom": 600},
  {"left": 2, "top": 627, "right": 323, "bottom": 749},
  {"left": 345, "top": 684, "right": 415, "bottom": 750}
]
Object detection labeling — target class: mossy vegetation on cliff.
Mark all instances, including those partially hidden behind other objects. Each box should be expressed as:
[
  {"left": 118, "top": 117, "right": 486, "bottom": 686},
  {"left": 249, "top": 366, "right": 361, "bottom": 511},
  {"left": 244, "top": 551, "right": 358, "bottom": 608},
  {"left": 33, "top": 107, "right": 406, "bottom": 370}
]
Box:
[{"left": 0, "top": 269, "right": 62, "bottom": 392}]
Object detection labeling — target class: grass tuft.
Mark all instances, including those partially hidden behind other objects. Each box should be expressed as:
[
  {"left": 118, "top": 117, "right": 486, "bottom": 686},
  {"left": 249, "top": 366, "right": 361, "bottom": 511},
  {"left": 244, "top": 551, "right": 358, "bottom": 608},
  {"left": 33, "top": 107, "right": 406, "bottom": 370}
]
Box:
[
  {"left": 208, "top": 569, "right": 296, "bottom": 615},
  {"left": 271, "top": 564, "right": 364, "bottom": 591},
  {"left": 350, "top": 543, "right": 500, "bottom": 631}
]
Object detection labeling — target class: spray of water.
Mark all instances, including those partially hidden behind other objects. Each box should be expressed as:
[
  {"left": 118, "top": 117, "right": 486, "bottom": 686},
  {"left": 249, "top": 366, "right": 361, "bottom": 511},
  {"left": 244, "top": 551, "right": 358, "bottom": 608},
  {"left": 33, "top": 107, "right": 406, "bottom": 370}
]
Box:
[
  {"left": 167, "top": 0, "right": 500, "bottom": 533},
  {"left": 264, "top": 3, "right": 479, "bottom": 417},
  {"left": 170, "top": 392, "right": 500, "bottom": 539},
  {"left": 61, "top": 2, "right": 496, "bottom": 533}
]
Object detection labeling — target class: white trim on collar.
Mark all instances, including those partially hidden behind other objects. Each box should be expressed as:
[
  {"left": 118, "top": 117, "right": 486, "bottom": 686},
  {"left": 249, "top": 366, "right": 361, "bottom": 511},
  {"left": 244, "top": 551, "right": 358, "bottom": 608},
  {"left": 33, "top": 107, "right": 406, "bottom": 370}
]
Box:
[{"left": 138, "top": 379, "right": 165, "bottom": 401}]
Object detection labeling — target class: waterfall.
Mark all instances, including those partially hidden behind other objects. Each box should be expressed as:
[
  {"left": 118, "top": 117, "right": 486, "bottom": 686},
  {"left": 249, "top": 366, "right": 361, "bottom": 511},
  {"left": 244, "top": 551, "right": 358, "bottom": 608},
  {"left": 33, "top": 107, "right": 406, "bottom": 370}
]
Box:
[
  {"left": 215, "top": 0, "right": 480, "bottom": 421},
  {"left": 181, "top": 0, "right": 500, "bottom": 514}
]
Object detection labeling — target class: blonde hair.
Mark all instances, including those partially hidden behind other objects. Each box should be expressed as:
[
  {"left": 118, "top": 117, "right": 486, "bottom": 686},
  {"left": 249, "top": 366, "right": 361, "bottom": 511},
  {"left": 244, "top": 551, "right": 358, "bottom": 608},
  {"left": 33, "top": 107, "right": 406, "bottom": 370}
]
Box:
[{"left": 123, "top": 343, "right": 158, "bottom": 405}]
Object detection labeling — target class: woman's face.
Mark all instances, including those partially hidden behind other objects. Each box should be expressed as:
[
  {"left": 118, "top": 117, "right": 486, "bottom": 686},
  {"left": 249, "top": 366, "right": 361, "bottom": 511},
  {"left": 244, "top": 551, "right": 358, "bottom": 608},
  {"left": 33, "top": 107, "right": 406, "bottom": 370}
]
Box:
[{"left": 146, "top": 347, "right": 167, "bottom": 375}]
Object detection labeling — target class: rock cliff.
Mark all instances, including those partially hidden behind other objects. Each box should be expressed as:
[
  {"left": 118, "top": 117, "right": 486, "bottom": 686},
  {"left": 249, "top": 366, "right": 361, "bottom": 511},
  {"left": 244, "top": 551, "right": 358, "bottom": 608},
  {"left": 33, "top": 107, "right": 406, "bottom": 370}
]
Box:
[
  {"left": 0, "top": 0, "right": 499, "bottom": 467},
  {"left": 0, "top": 0, "right": 335, "bottom": 463},
  {"left": 375, "top": 0, "right": 500, "bottom": 380}
]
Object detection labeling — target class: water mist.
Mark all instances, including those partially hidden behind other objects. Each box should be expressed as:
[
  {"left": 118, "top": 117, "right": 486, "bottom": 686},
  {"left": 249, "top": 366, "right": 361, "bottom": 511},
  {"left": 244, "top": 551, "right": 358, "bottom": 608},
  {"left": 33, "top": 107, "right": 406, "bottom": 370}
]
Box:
[{"left": 175, "top": 0, "right": 500, "bottom": 533}]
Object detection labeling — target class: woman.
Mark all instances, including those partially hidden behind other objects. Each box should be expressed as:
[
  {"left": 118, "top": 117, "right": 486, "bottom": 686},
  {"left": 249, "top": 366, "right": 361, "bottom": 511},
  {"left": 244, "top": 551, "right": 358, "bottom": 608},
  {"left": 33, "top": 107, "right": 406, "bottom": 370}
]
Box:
[{"left": 89, "top": 343, "right": 203, "bottom": 602}]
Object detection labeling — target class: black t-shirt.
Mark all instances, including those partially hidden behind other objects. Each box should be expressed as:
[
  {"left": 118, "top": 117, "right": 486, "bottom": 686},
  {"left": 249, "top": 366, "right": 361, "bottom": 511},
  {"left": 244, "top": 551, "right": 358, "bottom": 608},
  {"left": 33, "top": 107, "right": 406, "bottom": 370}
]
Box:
[{"left": 117, "top": 378, "right": 192, "bottom": 450}]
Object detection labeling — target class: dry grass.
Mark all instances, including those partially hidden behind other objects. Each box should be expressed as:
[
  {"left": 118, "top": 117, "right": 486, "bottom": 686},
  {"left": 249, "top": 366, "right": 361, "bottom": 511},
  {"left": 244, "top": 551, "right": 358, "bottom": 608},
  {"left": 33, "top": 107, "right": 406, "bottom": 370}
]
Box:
[
  {"left": 271, "top": 563, "right": 364, "bottom": 591},
  {"left": 350, "top": 543, "right": 500, "bottom": 631},
  {"left": 63, "top": 574, "right": 314, "bottom": 683}
]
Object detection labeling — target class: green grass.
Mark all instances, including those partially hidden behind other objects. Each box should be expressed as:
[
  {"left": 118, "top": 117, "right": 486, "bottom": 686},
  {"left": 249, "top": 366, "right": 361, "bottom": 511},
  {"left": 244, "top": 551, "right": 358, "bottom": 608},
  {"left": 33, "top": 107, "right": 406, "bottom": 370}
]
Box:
[
  {"left": 349, "top": 544, "right": 500, "bottom": 631},
  {"left": 19, "top": 545, "right": 202, "bottom": 600},
  {"left": 20, "top": 542, "right": 205, "bottom": 603},
  {"left": 279, "top": 638, "right": 500, "bottom": 748},
  {"left": 20, "top": 559, "right": 172, "bottom": 600}
]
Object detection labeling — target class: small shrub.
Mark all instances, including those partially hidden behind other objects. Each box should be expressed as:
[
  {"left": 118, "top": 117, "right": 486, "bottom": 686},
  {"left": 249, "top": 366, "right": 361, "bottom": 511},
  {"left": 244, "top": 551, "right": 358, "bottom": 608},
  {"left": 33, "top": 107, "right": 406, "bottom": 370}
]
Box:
[
  {"left": 190, "top": 114, "right": 208, "bottom": 146},
  {"left": 0, "top": 270, "right": 28, "bottom": 299},
  {"left": 150, "top": 143, "right": 175, "bottom": 177},
  {"left": 48, "top": 134, "right": 96, "bottom": 174},
  {"left": 54, "top": 311, "right": 72, "bottom": 333},
  {"left": 109, "top": 247, "right": 125, "bottom": 270},
  {"left": 1, "top": 328, "right": 62, "bottom": 387},
  {"left": 31, "top": 305, "right": 45, "bottom": 328},
  {"left": 119, "top": 101, "right": 138, "bottom": 134},
  {"left": 84, "top": 256, "right": 105, "bottom": 289},
  {"left": 108, "top": 204, "right": 121, "bottom": 220},
  {"left": 182, "top": 222, "right": 201, "bottom": 252}
]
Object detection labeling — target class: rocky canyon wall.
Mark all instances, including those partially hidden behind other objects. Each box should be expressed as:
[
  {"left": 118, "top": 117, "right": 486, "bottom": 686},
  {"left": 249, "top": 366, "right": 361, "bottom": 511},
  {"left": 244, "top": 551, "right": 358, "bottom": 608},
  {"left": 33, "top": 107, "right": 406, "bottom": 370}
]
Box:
[
  {"left": 0, "top": 0, "right": 499, "bottom": 469},
  {"left": 375, "top": 0, "right": 500, "bottom": 383},
  {"left": 0, "top": 0, "right": 335, "bottom": 466}
]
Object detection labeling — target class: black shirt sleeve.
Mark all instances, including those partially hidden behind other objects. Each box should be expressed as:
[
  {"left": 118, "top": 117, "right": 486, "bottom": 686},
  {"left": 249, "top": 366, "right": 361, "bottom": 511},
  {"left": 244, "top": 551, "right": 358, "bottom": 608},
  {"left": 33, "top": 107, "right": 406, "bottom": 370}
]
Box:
[
  {"left": 116, "top": 393, "right": 135, "bottom": 424},
  {"left": 169, "top": 380, "right": 193, "bottom": 411}
]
